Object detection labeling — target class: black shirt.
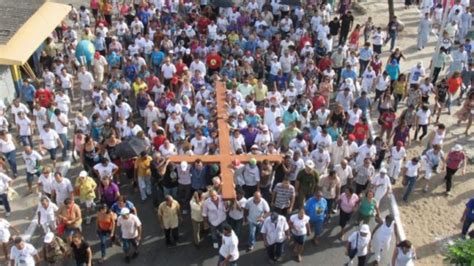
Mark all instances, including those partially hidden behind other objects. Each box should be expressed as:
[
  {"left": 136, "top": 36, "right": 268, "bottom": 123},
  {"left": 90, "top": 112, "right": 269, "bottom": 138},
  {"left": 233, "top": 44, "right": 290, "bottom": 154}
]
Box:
[
  {"left": 71, "top": 241, "right": 90, "bottom": 264},
  {"left": 340, "top": 14, "right": 354, "bottom": 31},
  {"left": 328, "top": 20, "right": 341, "bottom": 35}
]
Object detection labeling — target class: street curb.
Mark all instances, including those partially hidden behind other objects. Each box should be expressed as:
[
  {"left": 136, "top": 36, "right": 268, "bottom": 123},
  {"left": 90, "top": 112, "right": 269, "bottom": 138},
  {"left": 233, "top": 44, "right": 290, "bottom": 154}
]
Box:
[{"left": 367, "top": 111, "right": 407, "bottom": 241}]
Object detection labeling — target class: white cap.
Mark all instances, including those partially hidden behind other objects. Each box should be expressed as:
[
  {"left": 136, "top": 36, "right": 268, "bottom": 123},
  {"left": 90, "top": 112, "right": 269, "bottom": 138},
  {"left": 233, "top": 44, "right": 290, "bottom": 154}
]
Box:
[
  {"left": 360, "top": 224, "right": 370, "bottom": 234},
  {"left": 452, "top": 144, "right": 463, "bottom": 152},
  {"left": 180, "top": 161, "right": 188, "bottom": 171},
  {"left": 79, "top": 171, "right": 88, "bottom": 177},
  {"left": 261, "top": 125, "right": 269, "bottom": 131},
  {"left": 379, "top": 168, "right": 387, "bottom": 174},
  {"left": 305, "top": 160, "right": 315, "bottom": 169},
  {"left": 120, "top": 208, "right": 130, "bottom": 216},
  {"left": 185, "top": 48, "right": 191, "bottom": 54},
  {"left": 44, "top": 232, "right": 54, "bottom": 243}
]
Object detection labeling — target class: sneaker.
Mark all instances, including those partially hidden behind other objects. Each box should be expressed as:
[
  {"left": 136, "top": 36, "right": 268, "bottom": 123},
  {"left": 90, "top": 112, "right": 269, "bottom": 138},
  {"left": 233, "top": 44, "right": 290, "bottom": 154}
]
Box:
[
  {"left": 5, "top": 212, "right": 10, "bottom": 217},
  {"left": 213, "top": 242, "right": 219, "bottom": 249},
  {"left": 246, "top": 245, "right": 254, "bottom": 252}
]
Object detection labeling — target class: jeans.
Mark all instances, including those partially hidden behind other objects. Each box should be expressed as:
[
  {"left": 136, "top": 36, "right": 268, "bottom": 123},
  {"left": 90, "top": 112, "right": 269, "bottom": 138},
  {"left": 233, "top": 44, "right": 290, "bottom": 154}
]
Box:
[
  {"left": 248, "top": 222, "right": 263, "bottom": 247},
  {"left": 402, "top": 176, "right": 417, "bottom": 202},
  {"left": 3, "top": 150, "right": 17, "bottom": 175},
  {"left": 414, "top": 124, "right": 428, "bottom": 140},
  {"left": 178, "top": 184, "right": 192, "bottom": 211},
  {"left": 432, "top": 67, "right": 442, "bottom": 84},
  {"left": 227, "top": 217, "right": 243, "bottom": 239},
  {"left": 386, "top": 31, "right": 397, "bottom": 51},
  {"left": 359, "top": 60, "right": 369, "bottom": 77},
  {"left": 210, "top": 222, "right": 224, "bottom": 245},
  {"left": 19, "top": 135, "right": 33, "bottom": 147},
  {"left": 59, "top": 133, "right": 69, "bottom": 158},
  {"left": 0, "top": 193, "right": 10, "bottom": 213},
  {"left": 266, "top": 242, "right": 284, "bottom": 261},
  {"left": 121, "top": 238, "right": 138, "bottom": 254},
  {"left": 462, "top": 216, "right": 473, "bottom": 236},
  {"left": 97, "top": 230, "right": 110, "bottom": 258},
  {"left": 163, "top": 186, "right": 178, "bottom": 199},
  {"left": 312, "top": 219, "right": 324, "bottom": 236},
  {"left": 444, "top": 167, "right": 458, "bottom": 192},
  {"left": 138, "top": 176, "right": 152, "bottom": 201}
]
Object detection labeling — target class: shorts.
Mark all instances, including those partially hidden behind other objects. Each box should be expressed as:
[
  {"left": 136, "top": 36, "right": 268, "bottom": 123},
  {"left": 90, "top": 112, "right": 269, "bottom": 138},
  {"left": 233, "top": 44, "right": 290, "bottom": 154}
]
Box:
[
  {"left": 311, "top": 220, "right": 324, "bottom": 236},
  {"left": 26, "top": 171, "right": 39, "bottom": 184},
  {"left": 80, "top": 199, "right": 95, "bottom": 208},
  {"left": 292, "top": 234, "right": 306, "bottom": 245},
  {"left": 47, "top": 148, "right": 57, "bottom": 161},
  {"left": 0, "top": 233, "right": 10, "bottom": 243}
]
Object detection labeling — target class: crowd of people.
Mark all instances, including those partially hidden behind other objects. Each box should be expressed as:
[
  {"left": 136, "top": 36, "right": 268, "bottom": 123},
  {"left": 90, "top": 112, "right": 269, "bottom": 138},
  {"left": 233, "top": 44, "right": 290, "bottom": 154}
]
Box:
[{"left": 0, "top": 0, "right": 472, "bottom": 265}]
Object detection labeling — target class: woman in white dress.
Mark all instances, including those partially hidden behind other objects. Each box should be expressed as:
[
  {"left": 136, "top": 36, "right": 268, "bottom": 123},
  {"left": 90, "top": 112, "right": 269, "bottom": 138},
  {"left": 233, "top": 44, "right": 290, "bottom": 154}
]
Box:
[
  {"left": 370, "top": 168, "right": 392, "bottom": 203},
  {"left": 392, "top": 240, "right": 416, "bottom": 266}
]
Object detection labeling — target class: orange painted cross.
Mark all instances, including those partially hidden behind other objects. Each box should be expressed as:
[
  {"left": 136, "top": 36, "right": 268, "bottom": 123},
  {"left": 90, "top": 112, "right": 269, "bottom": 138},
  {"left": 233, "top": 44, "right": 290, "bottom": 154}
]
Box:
[{"left": 168, "top": 81, "right": 282, "bottom": 199}]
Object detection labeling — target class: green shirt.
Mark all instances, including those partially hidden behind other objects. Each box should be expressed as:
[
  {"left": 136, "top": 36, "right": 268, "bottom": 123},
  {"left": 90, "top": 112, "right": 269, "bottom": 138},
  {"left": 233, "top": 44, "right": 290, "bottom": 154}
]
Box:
[
  {"left": 359, "top": 197, "right": 377, "bottom": 217},
  {"left": 297, "top": 169, "right": 319, "bottom": 194}
]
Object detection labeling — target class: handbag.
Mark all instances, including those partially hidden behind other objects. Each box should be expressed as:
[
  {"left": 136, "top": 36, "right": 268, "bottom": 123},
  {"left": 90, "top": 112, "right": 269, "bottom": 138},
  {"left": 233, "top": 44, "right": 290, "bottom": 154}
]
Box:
[
  {"left": 348, "top": 233, "right": 359, "bottom": 259},
  {"left": 56, "top": 222, "right": 66, "bottom": 236}
]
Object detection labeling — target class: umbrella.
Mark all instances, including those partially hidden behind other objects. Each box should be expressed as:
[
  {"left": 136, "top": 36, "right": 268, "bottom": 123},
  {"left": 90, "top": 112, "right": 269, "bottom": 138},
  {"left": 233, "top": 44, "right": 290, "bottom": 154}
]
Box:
[
  {"left": 115, "top": 137, "right": 148, "bottom": 159},
  {"left": 279, "top": 0, "right": 301, "bottom": 6},
  {"left": 212, "top": 0, "right": 234, "bottom": 8}
]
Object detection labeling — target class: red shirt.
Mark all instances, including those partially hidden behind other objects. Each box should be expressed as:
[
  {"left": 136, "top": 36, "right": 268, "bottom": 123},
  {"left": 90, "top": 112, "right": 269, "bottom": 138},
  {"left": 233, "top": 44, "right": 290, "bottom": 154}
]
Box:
[
  {"left": 146, "top": 76, "right": 159, "bottom": 93},
  {"left": 35, "top": 89, "right": 53, "bottom": 108},
  {"left": 446, "top": 151, "right": 465, "bottom": 169},
  {"left": 299, "top": 36, "right": 312, "bottom": 51},
  {"left": 318, "top": 58, "right": 332, "bottom": 72},
  {"left": 175, "top": 62, "right": 187, "bottom": 76},
  {"left": 447, "top": 77, "right": 462, "bottom": 94},
  {"left": 312, "top": 95, "right": 326, "bottom": 111},
  {"left": 353, "top": 122, "right": 369, "bottom": 141},
  {"left": 153, "top": 135, "right": 167, "bottom": 151},
  {"left": 197, "top": 17, "right": 211, "bottom": 34},
  {"left": 206, "top": 54, "right": 222, "bottom": 70},
  {"left": 381, "top": 112, "right": 396, "bottom": 129}
]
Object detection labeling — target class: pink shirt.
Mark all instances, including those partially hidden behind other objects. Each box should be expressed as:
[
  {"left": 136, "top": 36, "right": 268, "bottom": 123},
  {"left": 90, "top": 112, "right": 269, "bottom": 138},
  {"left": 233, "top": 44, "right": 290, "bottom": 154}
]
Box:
[{"left": 339, "top": 193, "right": 360, "bottom": 214}]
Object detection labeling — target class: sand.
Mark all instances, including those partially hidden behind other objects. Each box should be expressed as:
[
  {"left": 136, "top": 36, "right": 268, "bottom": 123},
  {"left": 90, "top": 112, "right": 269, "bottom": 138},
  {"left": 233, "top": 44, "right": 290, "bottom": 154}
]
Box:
[{"left": 351, "top": 0, "right": 473, "bottom": 264}]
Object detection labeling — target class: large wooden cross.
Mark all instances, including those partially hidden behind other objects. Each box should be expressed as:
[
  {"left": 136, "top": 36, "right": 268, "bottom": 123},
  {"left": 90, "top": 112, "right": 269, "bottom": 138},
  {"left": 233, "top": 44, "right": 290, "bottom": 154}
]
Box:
[{"left": 168, "top": 81, "right": 282, "bottom": 199}]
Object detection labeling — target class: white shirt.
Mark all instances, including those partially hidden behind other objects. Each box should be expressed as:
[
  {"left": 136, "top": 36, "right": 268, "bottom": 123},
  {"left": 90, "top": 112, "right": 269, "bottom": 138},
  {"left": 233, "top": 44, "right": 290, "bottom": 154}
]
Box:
[
  {"left": 93, "top": 163, "right": 118, "bottom": 178},
  {"left": 40, "top": 129, "right": 60, "bottom": 149},
  {"left": 202, "top": 197, "right": 227, "bottom": 226},
  {"left": 245, "top": 198, "right": 270, "bottom": 224},
  {"left": 289, "top": 214, "right": 310, "bottom": 236},
  {"left": 0, "top": 219, "right": 11, "bottom": 242},
  {"left": 416, "top": 109, "right": 431, "bottom": 125},
  {"left": 334, "top": 164, "right": 353, "bottom": 186},
  {"left": 243, "top": 165, "right": 260, "bottom": 186},
  {"left": 229, "top": 197, "right": 247, "bottom": 220},
  {"left": 347, "top": 109, "right": 362, "bottom": 125},
  {"left": 59, "top": 73, "right": 73, "bottom": 88},
  {"left": 260, "top": 215, "right": 289, "bottom": 245},
  {"left": 16, "top": 117, "right": 32, "bottom": 136},
  {"left": 409, "top": 66, "right": 426, "bottom": 84},
  {"left": 54, "top": 94, "right": 71, "bottom": 113},
  {"left": 11, "top": 104, "right": 29, "bottom": 124},
  {"left": 22, "top": 151, "right": 42, "bottom": 174},
  {"left": 37, "top": 201, "right": 58, "bottom": 225},
  {"left": 219, "top": 231, "right": 239, "bottom": 261},
  {"left": 390, "top": 147, "right": 406, "bottom": 161},
  {"left": 348, "top": 231, "right": 371, "bottom": 256},
  {"left": 38, "top": 173, "right": 54, "bottom": 194},
  {"left": 190, "top": 137, "right": 208, "bottom": 155},
  {"left": 50, "top": 114, "right": 68, "bottom": 134},
  {"left": 404, "top": 161, "right": 420, "bottom": 177},
  {"left": 77, "top": 71, "right": 94, "bottom": 91},
  {"left": 52, "top": 178, "right": 73, "bottom": 204},
  {"left": 0, "top": 173, "right": 11, "bottom": 194},
  {"left": 161, "top": 63, "right": 177, "bottom": 79},
  {"left": 10, "top": 243, "right": 37, "bottom": 266},
  {"left": 117, "top": 214, "right": 142, "bottom": 239}
]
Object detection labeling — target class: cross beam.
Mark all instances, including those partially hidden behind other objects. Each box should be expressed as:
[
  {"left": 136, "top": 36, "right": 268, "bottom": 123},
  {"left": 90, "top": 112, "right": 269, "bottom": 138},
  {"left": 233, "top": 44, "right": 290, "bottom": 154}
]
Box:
[{"left": 168, "top": 81, "right": 282, "bottom": 199}]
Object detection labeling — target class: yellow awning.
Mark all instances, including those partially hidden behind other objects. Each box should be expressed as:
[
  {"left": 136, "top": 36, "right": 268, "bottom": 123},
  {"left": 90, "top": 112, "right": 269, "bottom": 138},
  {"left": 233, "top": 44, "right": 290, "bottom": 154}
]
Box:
[{"left": 0, "top": 1, "right": 71, "bottom": 65}]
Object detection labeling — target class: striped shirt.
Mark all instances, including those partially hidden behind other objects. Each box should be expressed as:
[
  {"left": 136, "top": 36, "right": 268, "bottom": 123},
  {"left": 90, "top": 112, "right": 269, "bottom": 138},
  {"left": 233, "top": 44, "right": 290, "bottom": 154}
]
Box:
[{"left": 273, "top": 183, "right": 295, "bottom": 209}]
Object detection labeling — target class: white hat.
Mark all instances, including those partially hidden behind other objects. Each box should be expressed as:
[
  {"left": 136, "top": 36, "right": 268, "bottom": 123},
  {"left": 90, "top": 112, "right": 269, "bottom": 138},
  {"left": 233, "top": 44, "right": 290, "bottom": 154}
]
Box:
[
  {"left": 379, "top": 168, "right": 387, "bottom": 174},
  {"left": 452, "top": 144, "right": 463, "bottom": 152},
  {"left": 44, "top": 232, "right": 54, "bottom": 244},
  {"left": 360, "top": 224, "right": 370, "bottom": 234},
  {"left": 180, "top": 161, "right": 188, "bottom": 171},
  {"left": 79, "top": 171, "right": 88, "bottom": 177},
  {"left": 261, "top": 125, "right": 269, "bottom": 131},
  {"left": 305, "top": 160, "right": 315, "bottom": 169},
  {"left": 120, "top": 208, "right": 130, "bottom": 216},
  {"left": 185, "top": 48, "right": 191, "bottom": 54}
]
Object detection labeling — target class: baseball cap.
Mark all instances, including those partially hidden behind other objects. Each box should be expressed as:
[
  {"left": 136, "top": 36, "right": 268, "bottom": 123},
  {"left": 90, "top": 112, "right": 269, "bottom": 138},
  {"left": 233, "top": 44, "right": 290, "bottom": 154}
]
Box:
[
  {"left": 79, "top": 171, "right": 88, "bottom": 177},
  {"left": 120, "top": 208, "right": 130, "bottom": 216},
  {"left": 44, "top": 232, "right": 54, "bottom": 244}
]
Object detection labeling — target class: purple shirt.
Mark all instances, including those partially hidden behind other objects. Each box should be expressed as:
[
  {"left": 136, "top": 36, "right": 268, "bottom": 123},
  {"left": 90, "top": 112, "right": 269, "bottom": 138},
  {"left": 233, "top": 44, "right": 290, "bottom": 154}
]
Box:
[
  {"left": 100, "top": 183, "right": 119, "bottom": 206},
  {"left": 240, "top": 128, "right": 259, "bottom": 147}
]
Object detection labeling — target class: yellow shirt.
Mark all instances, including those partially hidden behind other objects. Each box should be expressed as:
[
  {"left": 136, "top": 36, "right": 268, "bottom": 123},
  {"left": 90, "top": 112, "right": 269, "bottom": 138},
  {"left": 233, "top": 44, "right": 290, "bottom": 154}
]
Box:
[
  {"left": 393, "top": 81, "right": 406, "bottom": 95},
  {"left": 75, "top": 176, "right": 97, "bottom": 201},
  {"left": 255, "top": 84, "right": 268, "bottom": 102},
  {"left": 228, "top": 33, "right": 239, "bottom": 45},
  {"left": 133, "top": 82, "right": 148, "bottom": 96},
  {"left": 135, "top": 156, "right": 152, "bottom": 177},
  {"left": 158, "top": 200, "right": 180, "bottom": 229}
]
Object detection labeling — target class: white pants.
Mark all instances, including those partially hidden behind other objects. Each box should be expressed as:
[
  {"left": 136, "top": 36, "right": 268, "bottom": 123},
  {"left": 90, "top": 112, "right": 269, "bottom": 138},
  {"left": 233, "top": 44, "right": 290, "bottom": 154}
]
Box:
[
  {"left": 387, "top": 159, "right": 402, "bottom": 180},
  {"left": 423, "top": 158, "right": 434, "bottom": 180},
  {"left": 40, "top": 220, "right": 57, "bottom": 234},
  {"left": 373, "top": 236, "right": 391, "bottom": 262},
  {"left": 138, "top": 176, "right": 152, "bottom": 200}
]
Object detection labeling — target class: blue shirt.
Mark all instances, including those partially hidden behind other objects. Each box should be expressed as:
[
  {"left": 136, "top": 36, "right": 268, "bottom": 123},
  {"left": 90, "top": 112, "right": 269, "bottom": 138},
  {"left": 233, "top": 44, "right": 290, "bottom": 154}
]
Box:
[
  {"left": 21, "top": 84, "right": 36, "bottom": 102},
  {"left": 386, "top": 64, "right": 400, "bottom": 81},
  {"left": 107, "top": 52, "right": 121, "bottom": 68},
  {"left": 111, "top": 200, "right": 136, "bottom": 215},
  {"left": 359, "top": 47, "right": 373, "bottom": 61},
  {"left": 190, "top": 166, "right": 208, "bottom": 190},
  {"left": 151, "top": 51, "right": 165, "bottom": 66},
  {"left": 466, "top": 198, "right": 474, "bottom": 220},
  {"left": 354, "top": 96, "right": 371, "bottom": 115},
  {"left": 282, "top": 110, "right": 299, "bottom": 127},
  {"left": 304, "top": 197, "right": 327, "bottom": 221},
  {"left": 123, "top": 65, "right": 138, "bottom": 82},
  {"left": 341, "top": 69, "right": 357, "bottom": 83}
]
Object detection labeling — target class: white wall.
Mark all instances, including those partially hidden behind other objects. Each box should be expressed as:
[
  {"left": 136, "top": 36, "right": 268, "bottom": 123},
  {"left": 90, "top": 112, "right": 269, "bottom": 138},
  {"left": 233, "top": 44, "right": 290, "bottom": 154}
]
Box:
[{"left": 0, "top": 66, "right": 16, "bottom": 106}]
